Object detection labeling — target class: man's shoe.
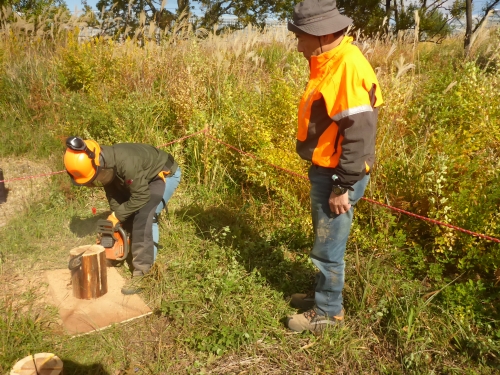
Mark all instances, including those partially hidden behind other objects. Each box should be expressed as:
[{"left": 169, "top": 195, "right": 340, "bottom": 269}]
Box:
[
  {"left": 290, "top": 290, "right": 315, "bottom": 310},
  {"left": 286, "top": 308, "right": 344, "bottom": 333},
  {"left": 121, "top": 275, "right": 144, "bottom": 295}
]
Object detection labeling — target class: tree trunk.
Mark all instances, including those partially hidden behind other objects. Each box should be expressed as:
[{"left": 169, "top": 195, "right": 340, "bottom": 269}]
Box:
[
  {"left": 10, "top": 353, "right": 63, "bottom": 375},
  {"left": 464, "top": 0, "right": 472, "bottom": 51},
  {"left": 393, "top": 0, "right": 399, "bottom": 31},
  {"left": 70, "top": 245, "right": 108, "bottom": 299},
  {"left": 386, "top": 0, "right": 391, "bottom": 33}
]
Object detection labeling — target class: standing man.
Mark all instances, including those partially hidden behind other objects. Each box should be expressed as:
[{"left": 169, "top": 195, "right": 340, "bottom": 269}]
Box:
[
  {"left": 286, "top": 0, "right": 383, "bottom": 333},
  {"left": 64, "top": 137, "right": 181, "bottom": 294}
]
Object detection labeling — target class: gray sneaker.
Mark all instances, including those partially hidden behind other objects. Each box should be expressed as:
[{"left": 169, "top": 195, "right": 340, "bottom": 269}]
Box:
[
  {"left": 121, "top": 275, "right": 144, "bottom": 295},
  {"left": 290, "top": 290, "right": 315, "bottom": 310},
  {"left": 287, "top": 308, "right": 344, "bottom": 333}
]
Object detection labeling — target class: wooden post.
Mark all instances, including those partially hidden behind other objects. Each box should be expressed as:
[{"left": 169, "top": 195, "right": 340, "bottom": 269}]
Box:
[
  {"left": 0, "top": 169, "right": 6, "bottom": 204},
  {"left": 69, "top": 245, "right": 108, "bottom": 299},
  {"left": 10, "top": 353, "right": 63, "bottom": 375}
]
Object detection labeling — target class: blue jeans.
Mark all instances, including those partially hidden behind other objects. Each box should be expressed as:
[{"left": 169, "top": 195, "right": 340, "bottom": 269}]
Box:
[
  {"left": 309, "top": 165, "right": 369, "bottom": 316},
  {"left": 152, "top": 167, "right": 181, "bottom": 260}
]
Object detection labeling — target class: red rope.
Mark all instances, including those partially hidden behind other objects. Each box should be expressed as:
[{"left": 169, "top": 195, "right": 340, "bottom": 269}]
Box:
[
  {"left": 2, "top": 129, "right": 499, "bottom": 243},
  {"left": 157, "top": 129, "right": 208, "bottom": 148},
  {"left": 205, "top": 133, "right": 500, "bottom": 244},
  {"left": 0, "top": 131, "right": 205, "bottom": 184},
  {"left": 0, "top": 170, "right": 66, "bottom": 183},
  {"left": 205, "top": 134, "right": 309, "bottom": 181},
  {"left": 361, "top": 197, "right": 500, "bottom": 243}
]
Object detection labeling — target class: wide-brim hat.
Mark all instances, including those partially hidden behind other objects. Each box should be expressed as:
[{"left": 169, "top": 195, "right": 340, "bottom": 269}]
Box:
[{"left": 287, "top": 0, "right": 353, "bottom": 36}]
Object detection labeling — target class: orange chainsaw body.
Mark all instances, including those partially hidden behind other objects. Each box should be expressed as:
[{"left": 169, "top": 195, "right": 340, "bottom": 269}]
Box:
[{"left": 96, "top": 219, "right": 130, "bottom": 261}]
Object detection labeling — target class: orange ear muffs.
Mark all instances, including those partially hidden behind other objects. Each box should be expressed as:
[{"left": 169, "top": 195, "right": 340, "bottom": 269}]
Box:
[{"left": 64, "top": 137, "right": 102, "bottom": 185}]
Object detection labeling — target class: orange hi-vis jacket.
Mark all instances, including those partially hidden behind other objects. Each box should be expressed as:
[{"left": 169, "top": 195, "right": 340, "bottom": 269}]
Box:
[{"left": 296, "top": 36, "right": 383, "bottom": 187}]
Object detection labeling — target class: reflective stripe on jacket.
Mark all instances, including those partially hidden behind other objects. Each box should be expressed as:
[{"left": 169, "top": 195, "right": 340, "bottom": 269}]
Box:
[{"left": 296, "top": 36, "right": 383, "bottom": 187}]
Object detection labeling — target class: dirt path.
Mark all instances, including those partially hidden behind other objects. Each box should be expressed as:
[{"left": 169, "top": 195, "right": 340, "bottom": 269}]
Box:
[
  {"left": 0, "top": 157, "right": 56, "bottom": 320},
  {"left": 0, "top": 157, "right": 53, "bottom": 227}
]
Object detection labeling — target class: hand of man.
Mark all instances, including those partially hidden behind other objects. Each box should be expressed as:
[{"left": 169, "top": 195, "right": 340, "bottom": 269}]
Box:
[
  {"left": 107, "top": 212, "right": 120, "bottom": 227},
  {"left": 329, "top": 191, "right": 351, "bottom": 215}
]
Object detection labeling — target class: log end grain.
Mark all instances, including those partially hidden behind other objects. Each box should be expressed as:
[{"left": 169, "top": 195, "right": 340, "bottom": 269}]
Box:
[{"left": 10, "top": 353, "right": 63, "bottom": 375}]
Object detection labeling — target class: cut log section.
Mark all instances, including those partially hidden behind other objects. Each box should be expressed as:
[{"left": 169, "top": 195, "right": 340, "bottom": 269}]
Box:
[
  {"left": 10, "top": 353, "right": 63, "bottom": 375},
  {"left": 69, "top": 244, "right": 108, "bottom": 299}
]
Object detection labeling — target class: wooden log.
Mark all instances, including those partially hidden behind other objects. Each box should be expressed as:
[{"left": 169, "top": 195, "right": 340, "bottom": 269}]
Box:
[
  {"left": 10, "top": 353, "right": 63, "bottom": 375},
  {"left": 69, "top": 244, "right": 108, "bottom": 299}
]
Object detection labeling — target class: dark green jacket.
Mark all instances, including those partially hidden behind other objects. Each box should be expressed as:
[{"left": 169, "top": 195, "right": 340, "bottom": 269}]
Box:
[{"left": 101, "top": 144, "right": 174, "bottom": 221}]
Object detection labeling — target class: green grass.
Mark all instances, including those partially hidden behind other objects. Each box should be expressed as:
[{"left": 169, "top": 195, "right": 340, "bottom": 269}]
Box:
[
  {"left": 1, "top": 171, "right": 499, "bottom": 374},
  {"left": 1, "top": 19, "right": 499, "bottom": 374}
]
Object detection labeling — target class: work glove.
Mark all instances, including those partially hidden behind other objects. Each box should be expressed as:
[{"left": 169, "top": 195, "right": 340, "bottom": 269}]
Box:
[{"left": 107, "top": 212, "right": 120, "bottom": 227}]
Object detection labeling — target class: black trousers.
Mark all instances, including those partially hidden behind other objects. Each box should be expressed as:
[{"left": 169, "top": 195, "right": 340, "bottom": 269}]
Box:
[{"left": 122, "top": 179, "right": 165, "bottom": 276}]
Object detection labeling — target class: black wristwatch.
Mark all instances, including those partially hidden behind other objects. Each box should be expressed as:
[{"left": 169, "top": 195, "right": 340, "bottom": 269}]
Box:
[
  {"left": 331, "top": 174, "right": 348, "bottom": 195},
  {"left": 332, "top": 185, "right": 348, "bottom": 195}
]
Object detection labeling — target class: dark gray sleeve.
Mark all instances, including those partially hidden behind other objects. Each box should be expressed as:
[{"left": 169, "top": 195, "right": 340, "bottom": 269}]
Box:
[
  {"left": 113, "top": 165, "right": 151, "bottom": 222},
  {"left": 105, "top": 189, "right": 121, "bottom": 213},
  {"left": 334, "top": 108, "right": 378, "bottom": 188}
]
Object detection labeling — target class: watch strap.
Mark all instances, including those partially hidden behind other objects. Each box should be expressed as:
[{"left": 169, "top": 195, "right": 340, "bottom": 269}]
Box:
[{"left": 332, "top": 185, "right": 348, "bottom": 195}]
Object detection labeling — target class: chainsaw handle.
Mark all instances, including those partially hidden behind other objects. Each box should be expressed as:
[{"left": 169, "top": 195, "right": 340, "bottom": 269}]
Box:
[
  {"left": 114, "top": 225, "right": 129, "bottom": 261},
  {"left": 68, "top": 253, "right": 83, "bottom": 271}
]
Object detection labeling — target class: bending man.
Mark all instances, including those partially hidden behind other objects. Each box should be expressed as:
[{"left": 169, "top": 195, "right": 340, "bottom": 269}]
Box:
[{"left": 64, "top": 137, "right": 181, "bottom": 294}]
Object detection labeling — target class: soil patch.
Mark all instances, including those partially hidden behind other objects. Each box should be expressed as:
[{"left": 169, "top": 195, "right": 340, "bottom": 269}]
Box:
[
  {"left": 0, "top": 157, "right": 53, "bottom": 227},
  {"left": 44, "top": 267, "right": 151, "bottom": 335}
]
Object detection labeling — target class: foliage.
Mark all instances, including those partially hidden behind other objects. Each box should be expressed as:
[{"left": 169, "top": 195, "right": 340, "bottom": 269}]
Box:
[
  {"left": 197, "top": 0, "right": 293, "bottom": 29},
  {"left": 94, "top": 0, "right": 184, "bottom": 37},
  {"left": 337, "top": 0, "right": 386, "bottom": 36},
  {"left": 10, "top": 0, "right": 67, "bottom": 18},
  {"left": 1, "top": 183, "right": 499, "bottom": 373},
  {"left": 393, "top": 0, "right": 461, "bottom": 41},
  {"left": 373, "top": 56, "right": 500, "bottom": 282},
  {"left": 1, "top": 13, "right": 500, "bottom": 373},
  {"left": 472, "top": 0, "right": 500, "bottom": 34},
  {"left": 0, "top": 298, "right": 56, "bottom": 371}
]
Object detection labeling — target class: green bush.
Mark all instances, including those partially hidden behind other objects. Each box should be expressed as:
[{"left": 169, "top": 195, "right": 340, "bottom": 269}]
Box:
[{"left": 1, "top": 22, "right": 500, "bottom": 372}]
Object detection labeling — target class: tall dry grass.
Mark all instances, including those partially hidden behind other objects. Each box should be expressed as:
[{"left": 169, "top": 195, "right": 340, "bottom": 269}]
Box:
[{"left": 1, "top": 7, "right": 500, "bottom": 373}]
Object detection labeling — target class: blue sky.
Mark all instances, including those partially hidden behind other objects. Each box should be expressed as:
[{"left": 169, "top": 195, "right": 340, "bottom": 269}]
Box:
[{"left": 65, "top": 0, "right": 492, "bottom": 17}]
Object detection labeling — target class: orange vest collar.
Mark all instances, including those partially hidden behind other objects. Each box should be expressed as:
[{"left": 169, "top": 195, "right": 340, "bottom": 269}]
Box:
[{"left": 309, "top": 36, "right": 354, "bottom": 78}]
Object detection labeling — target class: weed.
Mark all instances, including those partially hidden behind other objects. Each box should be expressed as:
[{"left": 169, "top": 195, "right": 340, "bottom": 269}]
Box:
[{"left": 1, "top": 10, "right": 499, "bottom": 373}]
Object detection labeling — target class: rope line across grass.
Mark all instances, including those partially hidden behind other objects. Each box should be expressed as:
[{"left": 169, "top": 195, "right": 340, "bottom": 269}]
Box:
[
  {"left": 0, "top": 170, "right": 66, "bottom": 183},
  {"left": 0, "top": 131, "right": 205, "bottom": 184},
  {"left": 204, "top": 132, "right": 500, "bottom": 244},
  {"left": 361, "top": 197, "right": 500, "bottom": 243},
  {"left": 1, "top": 129, "right": 499, "bottom": 244}
]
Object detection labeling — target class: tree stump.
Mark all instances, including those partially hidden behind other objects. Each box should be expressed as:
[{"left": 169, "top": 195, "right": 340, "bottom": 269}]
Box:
[
  {"left": 69, "top": 245, "right": 108, "bottom": 299},
  {"left": 10, "top": 353, "right": 63, "bottom": 375}
]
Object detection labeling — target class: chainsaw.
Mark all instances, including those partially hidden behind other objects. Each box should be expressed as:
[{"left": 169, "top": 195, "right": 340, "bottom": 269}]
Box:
[
  {"left": 96, "top": 219, "right": 130, "bottom": 262},
  {"left": 67, "top": 219, "right": 129, "bottom": 271}
]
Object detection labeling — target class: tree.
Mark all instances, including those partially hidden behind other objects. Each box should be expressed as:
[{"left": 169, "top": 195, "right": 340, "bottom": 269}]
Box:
[
  {"left": 472, "top": 0, "right": 500, "bottom": 32},
  {"left": 3, "top": 0, "right": 69, "bottom": 36},
  {"left": 94, "top": 0, "right": 192, "bottom": 38},
  {"left": 462, "top": 0, "right": 500, "bottom": 53},
  {"left": 10, "top": 0, "right": 67, "bottom": 17},
  {"left": 464, "top": 0, "right": 472, "bottom": 49},
  {"left": 197, "top": 0, "right": 287, "bottom": 29},
  {"left": 337, "top": 0, "right": 386, "bottom": 36},
  {"left": 390, "top": 0, "right": 465, "bottom": 41}
]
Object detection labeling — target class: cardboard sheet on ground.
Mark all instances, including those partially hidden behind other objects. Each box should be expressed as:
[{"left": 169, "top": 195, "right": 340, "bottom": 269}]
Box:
[{"left": 44, "top": 267, "right": 151, "bottom": 335}]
